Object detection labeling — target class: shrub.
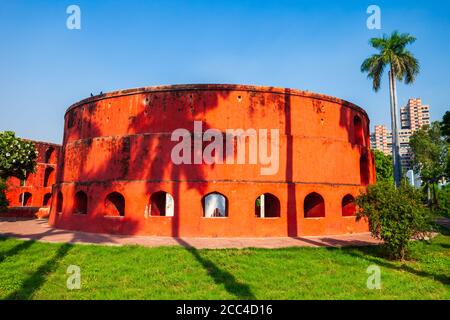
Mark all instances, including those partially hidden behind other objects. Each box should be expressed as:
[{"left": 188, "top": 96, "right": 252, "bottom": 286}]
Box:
[
  {"left": 356, "top": 181, "right": 434, "bottom": 260},
  {"left": 436, "top": 185, "right": 450, "bottom": 218}
]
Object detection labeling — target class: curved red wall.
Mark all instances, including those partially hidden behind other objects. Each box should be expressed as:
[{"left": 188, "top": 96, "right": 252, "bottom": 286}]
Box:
[{"left": 49, "top": 84, "right": 375, "bottom": 237}]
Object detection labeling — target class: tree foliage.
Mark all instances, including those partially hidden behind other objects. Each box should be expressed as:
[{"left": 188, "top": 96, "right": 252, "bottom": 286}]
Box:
[
  {"left": 356, "top": 182, "right": 434, "bottom": 260},
  {"left": 0, "top": 131, "right": 38, "bottom": 181},
  {"left": 373, "top": 149, "right": 394, "bottom": 183},
  {"left": 436, "top": 185, "right": 450, "bottom": 218},
  {"left": 361, "top": 31, "right": 419, "bottom": 92},
  {"left": 409, "top": 122, "right": 448, "bottom": 208},
  {"left": 441, "top": 111, "right": 450, "bottom": 142},
  {"left": 410, "top": 122, "right": 448, "bottom": 182}
]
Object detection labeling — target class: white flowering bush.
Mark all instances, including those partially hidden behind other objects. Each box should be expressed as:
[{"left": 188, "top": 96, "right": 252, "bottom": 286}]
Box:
[{"left": 0, "top": 131, "right": 37, "bottom": 181}]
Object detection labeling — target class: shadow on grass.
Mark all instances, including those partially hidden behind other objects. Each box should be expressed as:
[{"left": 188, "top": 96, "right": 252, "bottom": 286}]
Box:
[
  {"left": 436, "top": 243, "right": 450, "bottom": 249},
  {"left": 0, "top": 239, "right": 36, "bottom": 264},
  {"left": 0, "top": 228, "right": 65, "bottom": 264},
  {"left": 5, "top": 243, "right": 73, "bottom": 300},
  {"left": 176, "top": 239, "right": 255, "bottom": 299},
  {"left": 326, "top": 236, "right": 450, "bottom": 287}
]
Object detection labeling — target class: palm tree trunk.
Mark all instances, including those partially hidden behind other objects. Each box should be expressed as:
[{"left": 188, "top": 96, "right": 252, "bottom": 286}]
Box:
[{"left": 388, "top": 69, "right": 402, "bottom": 187}]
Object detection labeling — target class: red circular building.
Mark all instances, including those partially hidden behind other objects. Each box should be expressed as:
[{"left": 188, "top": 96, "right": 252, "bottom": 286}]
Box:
[{"left": 49, "top": 84, "right": 375, "bottom": 237}]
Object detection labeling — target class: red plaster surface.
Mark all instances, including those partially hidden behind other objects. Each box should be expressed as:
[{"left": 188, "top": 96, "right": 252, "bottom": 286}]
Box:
[
  {"left": 46, "top": 84, "right": 375, "bottom": 237},
  {"left": 5, "top": 141, "right": 61, "bottom": 215}
]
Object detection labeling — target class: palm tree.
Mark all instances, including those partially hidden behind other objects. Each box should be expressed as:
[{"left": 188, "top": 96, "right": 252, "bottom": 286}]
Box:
[{"left": 361, "top": 31, "right": 420, "bottom": 187}]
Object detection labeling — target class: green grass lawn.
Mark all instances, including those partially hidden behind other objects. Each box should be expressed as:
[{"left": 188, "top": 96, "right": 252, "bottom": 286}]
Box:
[{"left": 0, "top": 231, "right": 449, "bottom": 300}]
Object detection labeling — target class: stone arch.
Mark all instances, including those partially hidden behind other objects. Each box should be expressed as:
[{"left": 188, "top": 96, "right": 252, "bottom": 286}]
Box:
[
  {"left": 360, "top": 154, "right": 370, "bottom": 186},
  {"left": 44, "top": 167, "right": 55, "bottom": 187},
  {"left": 45, "top": 147, "right": 55, "bottom": 163},
  {"left": 202, "top": 192, "right": 228, "bottom": 217},
  {"left": 304, "top": 192, "right": 325, "bottom": 218},
  {"left": 354, "top": 115, "right": 364, "bottom": 145},
  {"left": 43, "top": 193, "right": 52, "bottom": 206},
  {"left": 342, "top": 194, "right": 356, "bottom": 216},
  {"left": 149, "top": 191, "right": 174, "bottom": 216},
  {"left": 74, "top": 191, "right": 88, "bottom": 214},
  {"left": 19, "top": 192, "right": 32, "bottom": 206},
  {"left": 104, "top": 192, "right": 125, "bottom": 217},
  {"left": 255, "top": 193, "right": 280, "bottom": 218}
]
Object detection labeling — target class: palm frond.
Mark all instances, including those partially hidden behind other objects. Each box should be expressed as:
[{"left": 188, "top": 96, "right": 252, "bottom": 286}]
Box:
[
  {"left": 361, "top": 30, "right": 419, "bottom": 90},
  {"left": 401, "top": 51, "right": 420, "bottom": 84},
  {"left": 361, "top": 54, "right": 386, "bottom": 92},
  {"left": 370, "top": 37, "right": 386, "bottom": 50}
]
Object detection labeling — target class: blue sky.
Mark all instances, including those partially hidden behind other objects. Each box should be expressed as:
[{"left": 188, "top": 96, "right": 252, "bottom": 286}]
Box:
[{"left": 0, "top": 0, "right": 448, "bottom": 144}]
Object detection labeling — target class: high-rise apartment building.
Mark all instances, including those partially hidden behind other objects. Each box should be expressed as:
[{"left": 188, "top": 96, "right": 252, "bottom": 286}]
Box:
[
  {"left": 400, "top": 98, "right": 431, "bottom": 130},
  {"left": 370, "top": 98, "right": 431, "bottom": 172},
  {"left": 371, "top": 125, "right": 390, "bottom": 155}
]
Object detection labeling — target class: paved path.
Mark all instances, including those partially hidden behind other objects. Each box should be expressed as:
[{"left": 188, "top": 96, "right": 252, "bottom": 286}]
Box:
[{"left": 0, "top": 217, "right": 381, "bottom": 249}]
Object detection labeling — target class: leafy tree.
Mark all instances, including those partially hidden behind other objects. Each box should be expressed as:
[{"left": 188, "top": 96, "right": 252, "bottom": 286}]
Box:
[
  {"left": 436, "top": 185, "right": 450, "bottom": 218},
  {"left": 0, "top": 131, "right": 38, "bottom": 209},
  {"left": 0, "top": 131, "right": 38, "bottom": 181},
  {"left": 356, "top": 181, "right": 434, "bottom": 260},
  {"left": 446, "top": 149, "right": 450, "bottom": 182},
  {"left": 409, "top": 122, "right": 448, "bottom": 208},
  {"left": 373, "top": 149, "right": 394, "bottom": 183},
  {"left": 440, "top": 111, "right": 450, "bottom": 178},
  {"left": 441, "top": 111, "right": 450, "bottom": 142},
  {"left": 361, "top": 31, "right": 419, "bottom": 187}
]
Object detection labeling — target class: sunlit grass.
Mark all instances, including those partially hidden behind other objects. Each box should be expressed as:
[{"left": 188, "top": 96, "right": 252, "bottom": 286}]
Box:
[{"left": 0, "top": 231, "right": 448, "bottom": 300}]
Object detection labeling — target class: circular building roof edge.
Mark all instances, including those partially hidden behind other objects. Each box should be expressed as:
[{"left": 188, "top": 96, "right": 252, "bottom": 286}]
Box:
[{"left": 64, "top": 83, "right": 369, "bottom": 119}]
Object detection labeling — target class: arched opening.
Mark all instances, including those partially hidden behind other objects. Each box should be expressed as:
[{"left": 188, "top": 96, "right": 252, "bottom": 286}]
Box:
[
  {"left": 304, "top": 192, "right": 325, "bottom": 218},
  {"left": 342, "top": 194, "right": 356, "bottom": 216},
  {"left": 19, "top": 192, "right": 32, "bottom": 206},
  {"left": 74, "top": 191, "right": 87, "bottom": 214},
  {"left": 43, "top": 193, "right": 52, "bottom": 207},
  {"left": 45, "top": 147, "right": 55, "bottom": 163},
  {"left": 150, "top": 191, "right": 174, "bottom": 216},
  {"left": 105, "top": 192, "right": 125, "bottom": 217},
  {"left": 360, "top": 154, "right": 370, "bottom": 186},
  {"left": 57, "top": 192, "right": 63, "bottom": 213},
  {"left": 255, "top": 193, "right": 280, "bottom": 218},
  {"left": 43, "top": 167, "right": 55, "bottom": 187},
  {"left": 353, "top": 115, "right": 364, "bottom": 145},
  {"left": 203, "top": 192, "right": 228, "bottom": 217}
]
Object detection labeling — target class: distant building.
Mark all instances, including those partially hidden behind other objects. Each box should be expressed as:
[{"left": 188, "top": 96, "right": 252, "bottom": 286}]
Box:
[
  {"left": 400, "top": 98, "right": 431, "bottom": 130},
  {"left": 371, "top": 125, "right": 390, "bottom": 155},
  {"left": 370, "top": 98, "right": 431, "bottom": 172}
]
